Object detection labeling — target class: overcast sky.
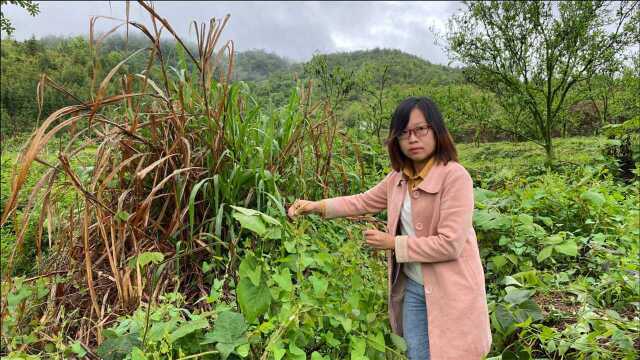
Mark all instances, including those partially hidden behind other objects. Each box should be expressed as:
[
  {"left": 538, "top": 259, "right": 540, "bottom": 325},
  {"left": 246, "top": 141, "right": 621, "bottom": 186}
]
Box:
[{"left": 2, "top": 1, "right": 462, "bottom": 64}]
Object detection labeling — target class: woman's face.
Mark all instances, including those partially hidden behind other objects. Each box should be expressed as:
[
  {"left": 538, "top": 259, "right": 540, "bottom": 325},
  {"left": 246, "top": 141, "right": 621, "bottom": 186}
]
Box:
[{"left": 398, "top": 107, "right": 436, "bottom": 164}]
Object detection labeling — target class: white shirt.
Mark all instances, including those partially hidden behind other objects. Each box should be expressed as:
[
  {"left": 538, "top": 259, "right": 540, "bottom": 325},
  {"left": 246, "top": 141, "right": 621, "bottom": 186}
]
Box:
[{"left": 399, "top": 188, "right": 424, "bottom": 285}]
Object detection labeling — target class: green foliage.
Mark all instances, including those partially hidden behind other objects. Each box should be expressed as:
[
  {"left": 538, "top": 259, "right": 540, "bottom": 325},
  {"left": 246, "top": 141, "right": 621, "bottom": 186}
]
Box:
[
  {"left": 202, "top": 311, "right": 248, "bottom": 359},
  {"left": 446, "top": 0, "right": 639, "bottom": 165},
  {"left": 602, "top": 116, "right": 640, "bottom": 181},
  {"left": 128, "top": 252, "right": 165, "bottom": 270},
  {"left": 0, "top": 0, "right": 39, "bottom": 36},
  {"left": 469, "top": 146, "right": 638, "bottom": 358},
  {"left": 233, "top": 50, "right": 293, "bottom": 82}
]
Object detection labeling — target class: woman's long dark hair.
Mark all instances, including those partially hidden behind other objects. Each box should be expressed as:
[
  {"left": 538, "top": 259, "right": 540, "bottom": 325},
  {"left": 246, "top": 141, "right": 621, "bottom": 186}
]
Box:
[{"left": 385, "top": 96, "right": 458, "bottom": 171}]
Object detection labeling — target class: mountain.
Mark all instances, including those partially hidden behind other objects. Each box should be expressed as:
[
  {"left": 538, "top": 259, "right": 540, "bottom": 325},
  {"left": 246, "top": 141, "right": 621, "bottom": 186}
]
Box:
[{"left": 314, "top": 48, "right": 462, "bottom": 86}]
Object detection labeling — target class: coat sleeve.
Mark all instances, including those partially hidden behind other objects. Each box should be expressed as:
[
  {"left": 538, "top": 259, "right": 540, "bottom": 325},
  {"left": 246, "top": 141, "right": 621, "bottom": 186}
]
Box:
[
  {"left": 321, "top": 172, "right": 392, "bottom": 219},
  {"left": 395, "top": 166, "right": 474, "bottom": 263}
]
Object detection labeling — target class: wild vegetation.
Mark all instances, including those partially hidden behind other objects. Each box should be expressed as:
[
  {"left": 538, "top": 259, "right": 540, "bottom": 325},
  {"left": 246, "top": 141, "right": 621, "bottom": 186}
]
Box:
[{"left": 1, "top": 1, "right": 638, "bottom": 359}]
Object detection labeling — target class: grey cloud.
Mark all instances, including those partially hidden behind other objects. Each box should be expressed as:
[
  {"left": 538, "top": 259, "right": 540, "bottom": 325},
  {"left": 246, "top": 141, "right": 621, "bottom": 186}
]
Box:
[{"left": 2, "top": 1, "right": 460, "bottom": 64}]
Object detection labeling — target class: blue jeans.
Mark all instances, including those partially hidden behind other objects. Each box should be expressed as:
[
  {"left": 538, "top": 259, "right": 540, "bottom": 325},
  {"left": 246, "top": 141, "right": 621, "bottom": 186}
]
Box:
[{"left": 403, "top": 277, "right": 430, "bottom": 360}]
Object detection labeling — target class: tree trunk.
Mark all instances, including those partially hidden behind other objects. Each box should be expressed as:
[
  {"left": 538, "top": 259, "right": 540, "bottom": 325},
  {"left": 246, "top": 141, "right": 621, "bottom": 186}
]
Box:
[{"left": 544, "top": 134, "right": 554, "bottom": 168}]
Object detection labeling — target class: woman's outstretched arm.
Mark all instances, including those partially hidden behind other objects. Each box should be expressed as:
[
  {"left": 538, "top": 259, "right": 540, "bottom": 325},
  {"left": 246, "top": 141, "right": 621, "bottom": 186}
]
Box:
[{"left": 320, "top": 171, "right": 393, "bottom": 219}]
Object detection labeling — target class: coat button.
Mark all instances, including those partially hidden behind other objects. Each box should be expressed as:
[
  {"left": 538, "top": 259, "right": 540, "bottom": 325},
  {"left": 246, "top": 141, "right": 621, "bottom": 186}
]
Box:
[
  {"left": 415, "top": 223, "right": 423, "bottom": 230},
  {"left": 412, "top": 190, "right": 420, "bottom": 198}
]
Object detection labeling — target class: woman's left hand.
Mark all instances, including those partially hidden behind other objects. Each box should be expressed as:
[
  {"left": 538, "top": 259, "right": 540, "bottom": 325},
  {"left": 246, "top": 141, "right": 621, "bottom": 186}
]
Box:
[{"left": 363, "top": 229, "right": 395, "bottom": 250}]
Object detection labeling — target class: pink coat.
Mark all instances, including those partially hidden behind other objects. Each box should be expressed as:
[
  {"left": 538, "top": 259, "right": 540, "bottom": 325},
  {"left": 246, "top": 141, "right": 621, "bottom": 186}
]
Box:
[{"left": 323, "top": 161, "right": 492, "bottom": 359}]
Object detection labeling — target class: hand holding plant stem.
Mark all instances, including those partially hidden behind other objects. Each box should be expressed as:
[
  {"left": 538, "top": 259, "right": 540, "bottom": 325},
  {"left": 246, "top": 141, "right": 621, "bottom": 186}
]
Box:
[
  {"left": 363, "top": 229, "right": 395, "bottom": 250},
  {"left": 287, "top": 199, "right": 322, "bottom": 218}
]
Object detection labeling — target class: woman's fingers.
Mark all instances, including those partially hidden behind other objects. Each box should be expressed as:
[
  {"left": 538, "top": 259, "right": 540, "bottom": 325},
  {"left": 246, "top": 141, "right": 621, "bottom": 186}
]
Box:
[
  {"left": 363, "top": 229, "right": 380, "bottom": 238},
  {"left": 364, "top": 229, "right": 380, "bottom": 246},
  {"left": 366, "top": 236, "right": 383, "bottom": 248},
  {"left": 288, "top": 199, "right": 313, "bottom": 219},
  {"left": 288, "top": 200, "right": 301, "bottom": 218},
  {"left": 298, "top": 201, "right": 310, "bottom": 214},
  {"left": 296, "top": 201, "right": 308, "bottom": 215},
  {"left": 363, "top": 229, "right": 392, "bottom": 249}
]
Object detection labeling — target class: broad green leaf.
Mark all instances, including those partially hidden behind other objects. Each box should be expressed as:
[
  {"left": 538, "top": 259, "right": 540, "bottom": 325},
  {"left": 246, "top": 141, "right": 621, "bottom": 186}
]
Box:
[
  {"left": 259, "top": 212, "right": 281, "bottom": 227},
  {"left": 539, "top": 326, "right": 557, "bottom": 341},
  {"left": 339, "top": 316, "right": 352, "bottom": 333},
  {"left": 288, "top": 342, "right": 306, "bottom": 360},
  {"left": 239, "top": 255, "right": 261, "bottom": 286},
  {"left": 495, "top": 304, "right": 515, "bottom": 330},
  {"left": 202, "top": 311, "right": 248, "bottom": 360},
  {"left": 270, "top": 342, "right": 286, "bottom": 360},
  {"left": 232, "top": 212, "right": 266, "bottom": 236},
  {"left": 611, "top": 328, "right": 634, "bottom": 351},
  {"left": 367, "top": 331, "right": 386, "bottom": 353},
  {"left": 130, "top": 347, "right": 146, "bottom": 360},
  {"left": 116, "top": 210, "right": 130, "bottom": 222},
  {"left": 236, "top": 277, "right": 271, "bottom": 323},
  {"left": 311, "top": 351, "right": 329, "bottom": 360},
  {"left": 128, "top": 252, "right": 164, "bottom": 269},
  {"left": 504, "top": 253, "right": 519, "bottom": 265},
  {"left": 512, "top": 270, "right": 543, "bottom": 287},
  {"left": 301, "top": 255, "right": 315, "bottom": 269},
  {"left": 284, "top": 240, "right": 297, "bottom": 253},
  {"left": 147, "top": 318, "right": 179, "bottom": 342},
  {"left": 7, "top": 286, "right": 32, "bottom": 307},
  {"left": 264, "top": 227, "right": 282, "bottom": 240},
  {"left": 537, "top": 246, "right": 553, "bottom": 262},
  {"left": 272, "top": 268, "right": 293, "bottom": 292},
  {"left": 309, "top": 274, "right": 328, "bottom": 296},
  {"left": 207, "top": 279, "right": 223, "bottom": 304},
  {"left": 554, "top": 240, "right": 578, "bottom": 256},
  {"left": 580, "top": 190, "right": 605, "bottom": 207},
  {"left": 229, "top": 205, "right": 262, "bottom": 216},
  {"left": 545, "top": 233, "right": 565, "bottom": 245},
  {"left": 390, "top": 333, "right": 407, "bottom": 352},
  {"left": 537, "top": 216, "right": 553, "bottom": 227},
  {"left": 247, "top": 266, "right": 262, "bottom": 287},
  {"left": 502, "top": 276, "right": 522, "bottom": 287},
  {"left": 515, "top": 299, "right": 543, "bottom": 322},
  {"left": 216, "top": 342, "right": 237, "bottom": 360},
  {"left": 504, "top": 288, "right": 535, "bottom": 305},
  {"left": 238, "top": 254, "right": 258, "bottom": 277},
  {"left": 236, "top": 343, "right": 250, "bottom": 357},
  {"left": 168, "top": 318, "right": 209, "bottom": 343},
  {"left": 70, "top": 342, "right": 87, "bottom": 357},
  {"left": 95, "top": 334, "right": 141, "bottom": 360},
  {"left": 350, "top": 336, "right": 367, "bottom": 360},
  {"left": 517, "top": 213, "right": 533, "bottom": 225},
  {"left": 230, "top": 205, "right": 281, "bottom": 239},
  {"left": 491, "top": 255, "right": 507, "bottom": 270}
]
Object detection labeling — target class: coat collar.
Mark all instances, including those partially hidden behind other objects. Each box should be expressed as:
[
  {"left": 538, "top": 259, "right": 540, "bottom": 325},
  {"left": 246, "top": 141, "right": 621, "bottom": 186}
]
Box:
[{"left": 395, "top": 160, "right": 448, "bottom": 193}]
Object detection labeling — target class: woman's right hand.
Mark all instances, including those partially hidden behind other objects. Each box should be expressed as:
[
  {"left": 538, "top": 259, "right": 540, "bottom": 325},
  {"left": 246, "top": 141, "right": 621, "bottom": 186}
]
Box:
[{"left": 287, "top": 199, "right": 321, "bottom": 219}]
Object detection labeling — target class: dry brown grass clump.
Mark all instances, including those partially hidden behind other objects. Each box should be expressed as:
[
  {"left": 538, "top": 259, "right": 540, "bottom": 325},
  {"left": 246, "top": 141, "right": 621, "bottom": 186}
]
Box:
[{"left": 0, "top": 1, "right": 359, "bottom": 346}]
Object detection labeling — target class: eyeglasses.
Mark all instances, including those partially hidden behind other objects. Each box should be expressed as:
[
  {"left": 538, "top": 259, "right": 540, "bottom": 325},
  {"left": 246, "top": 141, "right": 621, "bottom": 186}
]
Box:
[{"left": 397, "top": 125, "right": 431, "bottom": 140}]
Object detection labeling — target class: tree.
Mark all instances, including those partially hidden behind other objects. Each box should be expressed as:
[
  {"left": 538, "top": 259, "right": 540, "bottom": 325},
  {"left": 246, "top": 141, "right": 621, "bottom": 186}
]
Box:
[
  {"left": 357, "top": 62, "right": 391, "bottom": 143},
  {"left": 0, "top": 0, "right": 39, "bottom": 36},
  {"left": 446, "top": 1, "right": 639, "bottom": 166}
]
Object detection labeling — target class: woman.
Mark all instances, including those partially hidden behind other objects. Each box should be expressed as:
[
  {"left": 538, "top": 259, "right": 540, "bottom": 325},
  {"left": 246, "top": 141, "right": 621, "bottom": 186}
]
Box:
[{"left": 288, "top": 97, "right": 492, "bottom": 360}]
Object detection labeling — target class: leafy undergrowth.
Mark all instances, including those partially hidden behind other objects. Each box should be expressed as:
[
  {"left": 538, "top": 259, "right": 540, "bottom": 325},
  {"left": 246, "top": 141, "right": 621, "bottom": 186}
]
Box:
[
  {"left": 3, "top": 138, "right": 638, "bottom": 359},
  {"left": 3, "top": 211, "right": 405, "bottom": 359},
  {"left": 473, "top": 164, "right": 639, "bottom": 359}
]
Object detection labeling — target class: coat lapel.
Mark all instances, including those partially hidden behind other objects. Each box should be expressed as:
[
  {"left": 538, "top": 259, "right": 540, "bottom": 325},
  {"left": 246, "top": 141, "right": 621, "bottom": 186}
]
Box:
[{"left": 394, "top": 160, "right": 447, "bottom": 194}]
